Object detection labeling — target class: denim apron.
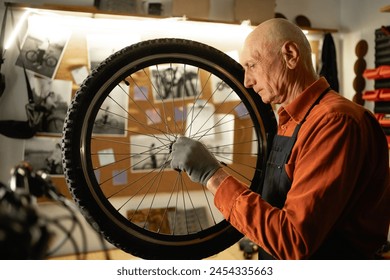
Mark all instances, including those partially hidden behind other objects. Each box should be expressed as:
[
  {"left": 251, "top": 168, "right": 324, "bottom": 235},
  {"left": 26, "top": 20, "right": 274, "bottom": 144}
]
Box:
[{"left": 258, "top": 87, "right": 331, "bottom": 259}]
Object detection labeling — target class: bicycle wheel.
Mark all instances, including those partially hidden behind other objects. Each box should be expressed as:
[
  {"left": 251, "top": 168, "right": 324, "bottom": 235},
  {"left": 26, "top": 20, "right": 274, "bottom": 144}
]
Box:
[
  {"left": 25, "top": 50, "right": 38, "bottom": 63},
  {"left": 45, "top": 56, "right": 58, "bottom": 68},
  {"left": 45, "top": 115, "right": 64, "bottom": 133},
  {"left": 62, "top": 38, "right": 276, "bottom": 259}
]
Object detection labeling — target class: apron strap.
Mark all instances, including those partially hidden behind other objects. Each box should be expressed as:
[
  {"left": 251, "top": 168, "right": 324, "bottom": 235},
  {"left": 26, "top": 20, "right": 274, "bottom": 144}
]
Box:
[
  {"left": 284, "top": 86, "right": 331, "bottom": 162},
  {"left": 291, "top": 87, "right": 331, "bottom": 137},
  {"left": 299, "top": 87, "right": 331, "bottom": 126}
]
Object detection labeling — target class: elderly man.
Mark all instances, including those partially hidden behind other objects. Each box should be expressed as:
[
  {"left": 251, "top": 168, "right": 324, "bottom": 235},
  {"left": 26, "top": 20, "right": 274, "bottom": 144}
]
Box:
[{"left": 171, "top": 18, "right": 390, "bottom": 259}]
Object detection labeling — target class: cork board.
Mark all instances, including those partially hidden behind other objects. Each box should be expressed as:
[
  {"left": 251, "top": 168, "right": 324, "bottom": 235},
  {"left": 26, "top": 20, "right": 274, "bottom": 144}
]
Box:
[{"left": 17, "top": 11, "right": 257, "bottom": 200}]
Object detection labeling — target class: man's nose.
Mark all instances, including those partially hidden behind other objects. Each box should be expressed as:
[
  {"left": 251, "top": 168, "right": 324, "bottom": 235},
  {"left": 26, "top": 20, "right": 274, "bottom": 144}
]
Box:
[{"left": 243, "top": 72, "right": 254, "bottom": 88}]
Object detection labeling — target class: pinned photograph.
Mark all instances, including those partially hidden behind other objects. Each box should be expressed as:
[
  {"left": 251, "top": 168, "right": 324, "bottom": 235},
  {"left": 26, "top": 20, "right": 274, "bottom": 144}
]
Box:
[
  {"left": 150, "top": 64, "right": 201, "bottom": 102},
  {"left": 87, "top": 33, "right": 140, "bottom": 70},
  {"left": 28, "top": 76, "right": 72, "bottom": 135},
  {"left": 185, "top": 100, "right": 216, "bottom": 141},
  {"left": 145, "top": 108, "right": 162, "bottom": 126},
  {"left": 93, "top": 82, "right": 129, "bottom": 136},
  {"left": 23, "top": 137, "right": 63, "bottom": 176},
  {"left": 15, "top": 14, "right": 71, "bottom": 79},
  {"left": 211, "top": 50, "right": 240, "bottom": 104},
  {"left": 133, "top": 85, "right": 149, "bottom": 101},
  {"left": 185, "top": 100, "right": 234, "bottom": 164},
  {"left": 211, "top": 75, "right": 240, "bottom": 104},
  {"left": 130, "top": 134, "right": 172, "bottom": 172},
  {"left": 97, "top": 148, "right": 116, "bottom": 166},
  {"left": 71, "top": 65, "right": 89, "bottom": 85},
  {"left": 205, "top": 113, "right": 234, "bottom": 164}
]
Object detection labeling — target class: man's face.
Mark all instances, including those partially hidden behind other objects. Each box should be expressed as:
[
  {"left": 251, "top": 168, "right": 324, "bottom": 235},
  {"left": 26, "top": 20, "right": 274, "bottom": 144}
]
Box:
[{"left": 240, "top": 39, "right": 287, "bottom": 105}]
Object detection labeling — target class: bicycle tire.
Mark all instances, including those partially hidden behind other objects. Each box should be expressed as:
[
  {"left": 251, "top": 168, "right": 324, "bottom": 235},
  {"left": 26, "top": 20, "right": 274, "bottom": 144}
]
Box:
[
  {"left": 45, "top": 56, "right": 58, "bottom": 68},
  {"left": 25, "top": 50, "right": 38, "bottom": 63},
  {"left": 62, "top": 38, "right": 276, "bottom": 259},
  {"left": 45, "top": 115, "right": 64, "bottom": 133}
]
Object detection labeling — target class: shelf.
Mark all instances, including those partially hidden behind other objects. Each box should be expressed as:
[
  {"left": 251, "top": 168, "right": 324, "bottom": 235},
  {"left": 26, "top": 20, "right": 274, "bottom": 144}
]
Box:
[
  {"left": 8, "top": 2, "right": 338, "bottom": 33},
  {"left": 363, "top": 65, "right": 390, "bottom": 80},
  {"left": 301, "top": 27, "right": 338, "bottom": 34},
  {"left": 363, "top": 90, "right": 379, "bottom": 101},
  {"left": 380, "top": 5, "right": 390, "bottom": 12},
  {"left": 363, "top": 89, "right": 390, "bottom": 101},
  {"left": 378, "top": 114, "right": 390, "bottom": 127}
]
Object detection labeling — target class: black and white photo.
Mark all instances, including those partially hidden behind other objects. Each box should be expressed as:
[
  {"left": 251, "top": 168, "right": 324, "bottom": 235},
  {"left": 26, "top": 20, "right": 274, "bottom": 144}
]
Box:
[
  {"left": 150, "top": 64, "right": 201, "bottom": 101},
  {"left": 15, "top": 14, "right": 71, "bottom": 79},
  {"left": 23, "top": 137, "right": 63, "bottom": 176},
  {"left": 93, "top": 82, "right": 129, "bottom": 136},
  {"left": 28, "top": 77, "right": 72, "bottom": 135}
]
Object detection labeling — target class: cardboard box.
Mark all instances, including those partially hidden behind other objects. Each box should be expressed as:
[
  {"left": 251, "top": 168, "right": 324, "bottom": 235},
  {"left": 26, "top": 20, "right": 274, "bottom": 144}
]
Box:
[
  {"left": 234, "top": 0, "right": 275, "bottom": 25},
  {"left": 172, "top": 0, "right": 210, "bottom": 20}
]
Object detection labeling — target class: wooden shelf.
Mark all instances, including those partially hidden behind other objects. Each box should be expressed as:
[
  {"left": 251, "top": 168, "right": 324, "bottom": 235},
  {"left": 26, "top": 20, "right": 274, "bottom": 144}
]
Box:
[
  {"left": 8, "top": 2, "right": 338, "bottom": 33},
  {"left": 380, "top": 5, "right": 390, "bottom": 12},
  {"left": 302, "top": 26, "right": 338, "bottom": 34}
]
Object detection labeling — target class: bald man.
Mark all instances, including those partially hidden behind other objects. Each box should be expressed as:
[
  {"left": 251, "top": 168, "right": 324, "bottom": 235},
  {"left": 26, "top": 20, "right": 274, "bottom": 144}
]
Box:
[{"left": 171, "top": 18, "right": 390, "bottom": 259}]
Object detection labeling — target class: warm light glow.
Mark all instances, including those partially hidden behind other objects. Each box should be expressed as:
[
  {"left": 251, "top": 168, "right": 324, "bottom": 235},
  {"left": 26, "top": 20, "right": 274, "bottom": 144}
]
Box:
[
  {"left": 4, "top": 8, "right": 254, "bottom": 56},
  {"left": 4, "top": 9, "right": 31, "bottom": 50}
]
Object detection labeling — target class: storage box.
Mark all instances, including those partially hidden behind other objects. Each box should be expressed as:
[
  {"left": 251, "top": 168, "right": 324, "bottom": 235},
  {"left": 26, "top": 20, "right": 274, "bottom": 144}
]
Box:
[
  {"left": 172, "top": 0, "right": 210, "bottom": 20},
  {"left": 234, "top": 0, "right": 275, "bottom": 25},
  {"left": 172, "top": 0, "right": 274, "bottom": 23}
]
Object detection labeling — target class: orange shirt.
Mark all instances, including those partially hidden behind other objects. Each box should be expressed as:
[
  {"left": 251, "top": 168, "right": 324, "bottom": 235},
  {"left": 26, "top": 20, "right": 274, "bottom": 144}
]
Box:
[{"left": 214, "top": 77, "right": 390, "bottom": 259}]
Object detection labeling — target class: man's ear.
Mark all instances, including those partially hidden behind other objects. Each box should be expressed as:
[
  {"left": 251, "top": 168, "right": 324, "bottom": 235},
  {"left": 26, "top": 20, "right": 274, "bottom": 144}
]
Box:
[{"left": 281, "top": 41, "right": 299, "bottom": 69}]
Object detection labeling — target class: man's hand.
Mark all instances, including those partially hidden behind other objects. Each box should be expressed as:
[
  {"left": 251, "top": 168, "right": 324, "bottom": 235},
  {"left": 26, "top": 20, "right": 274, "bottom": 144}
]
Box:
[{"left": 170, "top": 136, "right": 222, "bottom": 186}]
